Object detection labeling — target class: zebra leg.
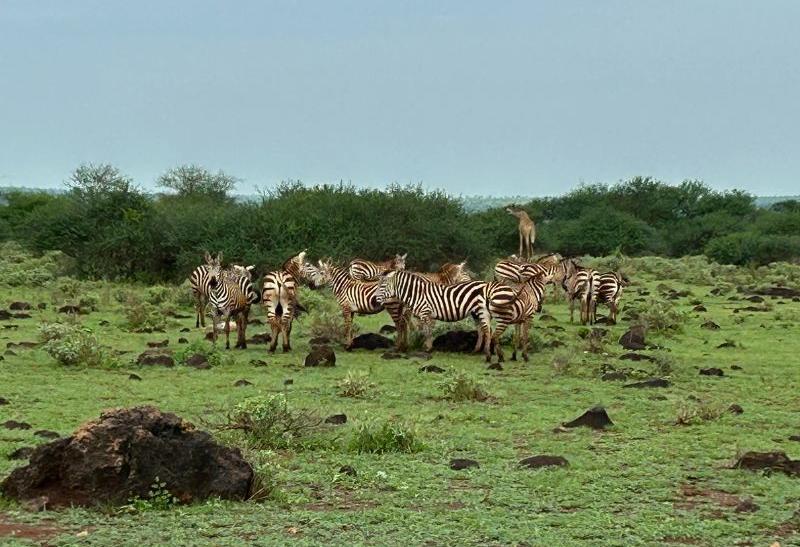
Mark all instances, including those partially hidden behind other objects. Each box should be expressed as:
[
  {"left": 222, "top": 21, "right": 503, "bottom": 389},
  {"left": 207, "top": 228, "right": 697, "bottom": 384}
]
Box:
[
  {"left": 522, "top": 319, "right": 531, "bottom": 362},
  {"left": 236, "top": 309, "right": 249, "bottom": 349},
  {"left": 282, "top": 316, "right": 292, "bottom": 352},
  {"left": 268, "top": 316, "right": 280, "bottom": 353},
  {"left": 481, "top": 319, "right": 493, "bottom": 362},
  {"left": 343, "top": 309, "right": 354, "bottom": 350},
  {"left": 511, "top": 324, "right": 519, "bottom": 361},
  {"left": 420, "top": 315, "right": 434, "bottom": 353},
  {"left": 492, "top": 319, "right": 508, "bottom": 363},
  {"left": 610, "top": 301, "right": 618, "bottom": 324},
  {"left": 224, "top": 314, "right": 231, "bottom": 349},
  {"left": 569, "top": 295, "right": 575, "bottom": 323},
  {"left": 195, "top": 294, "right": 203, "bottom": 328}
]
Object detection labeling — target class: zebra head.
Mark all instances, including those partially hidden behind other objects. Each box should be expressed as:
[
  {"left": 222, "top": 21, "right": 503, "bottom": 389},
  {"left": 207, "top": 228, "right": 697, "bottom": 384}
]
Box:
[
  {"left": 203, "top": 251, "right": 223, "bottom": 286},
  {"left": 444, "top": 261, "right": 472, "bottom": 283},
  {"left": 392, "top": 253, "right": 407, "bottom": 271},
  {"left": 306, "top": 259, "right": 331, "bottom": 287},
  {"left": 230, "top": 264, "right": 256, "bottom": 280},
  {"left": 375, "top": 270, "right": 399, "bottom": 305}
]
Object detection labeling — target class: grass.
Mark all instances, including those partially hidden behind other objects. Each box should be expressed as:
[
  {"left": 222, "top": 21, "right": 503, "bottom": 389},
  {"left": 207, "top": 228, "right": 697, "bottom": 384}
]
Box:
[{"left": 1, "top": 256, "right": 799, "bottom": 545}]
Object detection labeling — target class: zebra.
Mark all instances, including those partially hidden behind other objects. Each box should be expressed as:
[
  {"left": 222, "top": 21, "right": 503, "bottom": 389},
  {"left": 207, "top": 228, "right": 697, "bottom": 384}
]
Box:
[
  {"left": 488, "top": 270, "right": 552, "bottom": 363},
  {"left": 589, "top": 271, "right": 628, "bottom": 324},
  {"left": 190, "top": 251, "right": 223, "bottom": 328},
  {"left": 375, "top": 270, "right": 517, "bottom": 361},
  {"left": 348, "top": 253, "right": 407, "bottom": 282},
  {"left": 414, "top": 261, "right": 472, "bottom": 284},
  {"left": 209, "top": 267, "right": 260, "bottom": 349},
  {"left": 307, "top": 259, "right": 409, "bottom": 351},
  {"left": 563, "top": 265, "right": 599, "bottom": 324},
  {"left": 261, "top": 251, "right": 311, "bottom": 353}
]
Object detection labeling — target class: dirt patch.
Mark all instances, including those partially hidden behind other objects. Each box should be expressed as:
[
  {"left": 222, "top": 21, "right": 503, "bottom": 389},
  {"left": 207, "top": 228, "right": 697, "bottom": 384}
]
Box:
[
  {"left": 675, "top": 483, "right": 758, "bottom": 515},
  {"left": 519, "top": 455, "right": 568, "bottom": 469},
  {"left": 624, "top": 378, "right": 670, "bottom": 389},
  {"left": 700, "top": 368, "right": 724, "bottom": 376},
  {"left": 450, "top": 458, "right": 479, "bottom": 470},
  {"left": 733, "top": 451, "right": 800, "bottom": 476},
  {"left": 0, "top": 515, "right": 65, "bottom": 543},
  {"left": 701, "top": 321, "right": 720, "bottom": 330},
  {"left": 325, "top": 414, "right": 347, "bottom": 425}
]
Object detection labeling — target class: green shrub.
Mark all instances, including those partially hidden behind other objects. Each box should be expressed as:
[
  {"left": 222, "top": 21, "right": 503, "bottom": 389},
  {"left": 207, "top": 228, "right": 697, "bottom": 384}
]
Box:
[
  {"left": 119, "top": 477, "right": 179, "bottom": 513},
  {"left": 39, "top": 322, "right": 117, "bottom": 368},
  {"left": 124, "top": 297, "right": 168, "bottom": 332},
  {"left": 217, "top": 395, "right": 325, "bottom": 450},
  {"left": 347, "top": 421, "right": 424, "bottom": 454},
  {"left": 308, "top": 310, "right": 355, "bottom": 342},
  {"left": 337, "top": 370, "right": 375, "bottom": 398},
  {"left": 630, "top": 298, "right": 687, "bottom": 333},
  {"left": 438, "top": 370, "right": 490, "bottom": 402},
  {"left": 144, "top": 285, "right": 173, "bottom": 305},
  {"left": 174, "top": 340, "right": 232, "bottom": 368},
  {"left": 0, "top": 242, "right": 72, "bottom": 287}
]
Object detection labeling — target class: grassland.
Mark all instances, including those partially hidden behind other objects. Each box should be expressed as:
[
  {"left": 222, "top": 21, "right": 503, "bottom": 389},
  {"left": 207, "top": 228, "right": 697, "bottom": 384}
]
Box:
[{"left": 1, "top": 256, "right": 799, "bottom": 546}]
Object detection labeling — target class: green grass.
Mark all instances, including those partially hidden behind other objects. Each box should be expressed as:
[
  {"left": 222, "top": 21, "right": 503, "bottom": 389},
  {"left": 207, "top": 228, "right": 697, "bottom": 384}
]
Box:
[{"left": 1, "top": 257, "right": 799, "bottom": 545}]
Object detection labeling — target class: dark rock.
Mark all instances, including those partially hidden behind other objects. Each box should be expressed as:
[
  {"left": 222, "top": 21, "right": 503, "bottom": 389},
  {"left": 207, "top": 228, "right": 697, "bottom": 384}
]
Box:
[
  {"left": 3, "top": 324, "right": 19, "bottom": 330},
  {"left": 789, "top": 435, "right": 800, "bottom": 442},
  {"left": 407, "top": 351, "right": 432, "bottom": 360},
  {"left": 0, "top": 406, "right": 253, "bottom": 507},
  {"left": 180, "top": 327, "right": 191, "bottom": 333},
  {"left": 34, "top": 430, "right": 61, "bottom": 440},
  {"left": 283, "top": 379, "right": 293, "bottom": 385},
  {"left": 733, "top": 451, "right": 800, "bottom": 476},
  {"left": 419, "top": 364, "right": 446, "bottom": 373},
  {"left": 539, "top": 314, "right": 556, "bottom": 322},
  {"left": 716, "top": 341, "right": 736, "bottom": 349},
  {"left": 692, "top": 305, "right": 707, "bottom": 312},
  {"left": 734, "top": 498, "right": 759, "bottom": 513},
  {"left": 99, "top": 320, "right": 110, "bottom": 326},
  {"left": 379, "top": 324, "right": 397, "bottom": 335},
  {"left": 3, "top": 420, "right": 32, "bottom": 430},
  {"left": 9, "top": 302, "right": 32, "bottom": 311},
  {"left": 246, "top": 333, "right": 271, "bottom": 345},
  {"left": 304, "top": 346, "right": 336, "bottom": 367},
  {"left": 5, "top": 349, "right": 17, "bottom": 356},
  {"left": 349, "top": 333, "right": 393, "bottom": 350},
  {"left": 432, "top": 330, "right": 478, "bottom": 353},
  {"left": 338, "top": 465, "right": 357, "bottom": 477},
  {"left": 735, "top": 306, "right": 769, "bottom": 313},
  {"left": 9, "top": 447, "right": 34, "bottom": 460},
  {"left": 12, "top": 313, "right": 32, "bottom": 319},
  {"left": 309, "top": 336, "right": 331, "bottom": 346},
  {"left": 746, "top": 295, "right": 765, "bottom": 303},
  {"left": 37, "top": 303, "right": 47, "bottom": 310},
  {"left": 233, "top": 379, "right": 253, "bottom": 387},
  {"left": 128, "top": 373, "right": 142, "bottom": 381},
  {"left": 487, "top": 363, "right": 503, "bottom": 371},
  {"left": 593, "top": 316, "right": 613, "bottom": 325},
  {"left": 250, "top": 359, "right": 268, "bottom": 367},
  {"left": 619, "top": 352, "right": 655, "bottom": 362},
  {"left": 623, "top": 378, "right": 670, "bottom": 389},
  {"left": 730, "top": 364, "right": 743, "bottom": 370},
  {"left": 136, "top": 349, "right": 175, "bottom": 367},
  {"left": 618, "top": 326, "right": 646, "bottom": 350},
  {"left": 519, "top": 455, "right": 569, "bottom": 469},
  {"left": 601, "top": 371, "right": 628, "bottom": 381},
  {"left": 701, "top": 321, "right": 720, "bottom": 330},
  {"left": 728, "top": 404, "right": 744, "bottom": 415},
  {"left": 0, "top": 310, "right": 12, "bottom": 320},
  {"left": 700, "top": 368, "right": 724, "bottom": 376},
  {"left": 7, "top": 341, "right": 38, "bottom": 349},
  {"left": 0, "top": 397, "right": 9, "bottom": 405},
  {"left": 146, "top": 339, "right": 169, "bottom": 348},
  {"left": 449, "top": 458, "right": 479, "bottom": 470},
  {"left": 178, "top": 337, "right": 189, "bottom": 344},
  {"left": 562, "top": 406, "right": 614, "bottom": 430},
  {"left": 547, "top": 325, "right": 565, "bottom": 332},
  {"left": 324, "top": 414, "right": 347, "bottom": 425},
  {"left": 185, "top": 353, "right": 211, "bottom": 369},
  {"left": 748, "top": 287, "right": 800, "bottom": 298},
  {"left": 381, "top": 351, "right": 405, "bottom": 360},
  {"left": 57, "top": 304, "right": 81, "bottom": 314}
]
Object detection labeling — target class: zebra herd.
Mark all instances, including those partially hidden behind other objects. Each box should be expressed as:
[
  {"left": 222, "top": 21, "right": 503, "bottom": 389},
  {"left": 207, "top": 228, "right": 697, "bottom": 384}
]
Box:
[{"left": 189, "top": 251, "right": 627, "bottom": 362}]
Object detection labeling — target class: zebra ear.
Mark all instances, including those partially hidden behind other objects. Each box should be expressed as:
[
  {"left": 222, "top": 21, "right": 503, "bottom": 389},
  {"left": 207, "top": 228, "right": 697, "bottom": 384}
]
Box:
[
  {"left": 217, "top": 251, "right": 224, "bottom": 263},
  {"left": 204, "top": 251, "right": 212, "bottom": 263},
  {"left": 400, "top": 253, "right": 407, "bottom": 260}
]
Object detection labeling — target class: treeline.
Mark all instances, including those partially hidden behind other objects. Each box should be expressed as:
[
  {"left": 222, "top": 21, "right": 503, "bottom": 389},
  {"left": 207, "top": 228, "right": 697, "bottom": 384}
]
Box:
[{"left": 1, "top": 165, "right": 798, "bottom": 282}]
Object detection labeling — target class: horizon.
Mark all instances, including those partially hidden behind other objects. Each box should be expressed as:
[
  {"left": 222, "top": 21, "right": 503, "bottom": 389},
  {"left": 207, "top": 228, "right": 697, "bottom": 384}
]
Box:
[{"left": 2, "top": 2, "right": 799, "bottom": 195}]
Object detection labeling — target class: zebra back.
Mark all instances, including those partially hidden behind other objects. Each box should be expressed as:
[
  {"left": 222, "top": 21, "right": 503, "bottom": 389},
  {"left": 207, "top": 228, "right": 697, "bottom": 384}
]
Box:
[
  {"left": 348, "top": 253, "right": 407, "bottom": 281},
  {"left": 594, "top": 272, "right": 624, "bottom": 304},
  {"left": 211, "top": 269, "right": 259, "bottom": 314},
  {"left": 262, "top": 270, "right": 297, "bottom": 318}
]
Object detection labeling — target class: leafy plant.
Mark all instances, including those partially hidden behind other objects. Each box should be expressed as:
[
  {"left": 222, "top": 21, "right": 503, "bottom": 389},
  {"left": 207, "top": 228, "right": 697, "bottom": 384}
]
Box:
[
  {"left": 175, "top": 340, "right": 232, "bottom": 368},
  {"left": 119, "top": 477, "right": 178, "bottom": 513},
  {"left": 39, "top": 322, "right": 117, "bottom": 368},
  {"left": 337, "top": 370, "right": 375, "bottom": 398},
  {"left": 438, "top": 370, "right": 490, "bottom": 402},
  {"left": 347, "top": 421, "right": 424, "bottom": 454}
]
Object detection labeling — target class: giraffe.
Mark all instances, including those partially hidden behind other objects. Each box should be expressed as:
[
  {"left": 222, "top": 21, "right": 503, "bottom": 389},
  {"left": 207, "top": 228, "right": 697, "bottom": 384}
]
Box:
[{"left": 506, "top": 206, "right": 536, "bottom": 261}]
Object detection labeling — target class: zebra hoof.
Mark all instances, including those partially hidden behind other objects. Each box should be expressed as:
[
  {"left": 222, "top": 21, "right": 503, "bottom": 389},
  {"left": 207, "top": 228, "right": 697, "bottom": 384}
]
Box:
[
  {"left": 269, "top": 347, "right": 277, "bottom": 354},
  {"left": 523, "top": 355, "right": 529, "bottom": 363},
  {"left": 282, "top": 346, "right": 291, "bottom": 353},
  {"left": 510, "top": 354, "right": 517, "bottom": 362}
]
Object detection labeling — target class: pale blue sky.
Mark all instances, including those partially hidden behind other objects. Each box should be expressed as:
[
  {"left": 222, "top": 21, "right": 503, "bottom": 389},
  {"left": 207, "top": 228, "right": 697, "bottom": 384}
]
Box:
[{"left": 1, "top": 1, "right": 798, "bottom": 195}]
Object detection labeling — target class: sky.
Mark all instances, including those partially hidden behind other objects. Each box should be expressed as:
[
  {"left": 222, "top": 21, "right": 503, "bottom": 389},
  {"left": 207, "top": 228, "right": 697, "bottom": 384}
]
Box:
[{"left": 1, "top": 1, "right": 799, "bottom": 196}]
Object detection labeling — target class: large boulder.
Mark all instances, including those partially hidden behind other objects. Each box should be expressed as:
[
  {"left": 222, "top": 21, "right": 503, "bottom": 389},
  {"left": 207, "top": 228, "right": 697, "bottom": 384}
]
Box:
[
  {"left": 348, "top": 333, "right": 393, "bottom": 350},
  {"left": 0, "top": 406, "right": 253, "bottom": 507},
  {"left": 618, "top": 326, "right": 646, "bottom": 350},
  {"left": 432, "top": 330, "right": 478, "bottom": 353}
]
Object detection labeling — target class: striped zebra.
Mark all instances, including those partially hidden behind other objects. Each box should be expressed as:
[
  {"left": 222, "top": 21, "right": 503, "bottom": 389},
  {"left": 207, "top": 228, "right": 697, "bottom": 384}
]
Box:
[
  {"left": 190, "top": 251, "right": 223, "bottom": 328},
  {"left": 375, "top": 270, "right": 517, "bottom": 361},
  {"left": 308, "top": 259, "right": 409, "bottom": 351},
  {"left": 563, "top": 265, "right": 599, "bottom": 324},
  {"left": 261, "top": 251, "right": 311, "bottom": 353},
  {"left": 348, "top": 253, "right": 407, "bottom": 281},
  {"left": 589, "top": 272, "right": 627, "bottom": 324},
  {"left": 414, "top": 261, "right": 472, "bottom": 284},
  {"left": 209, "top": 267, "right": 261, "bottom": 349},
  {"left": 488, "top": 270, "right": 552, "bottom": 362}
]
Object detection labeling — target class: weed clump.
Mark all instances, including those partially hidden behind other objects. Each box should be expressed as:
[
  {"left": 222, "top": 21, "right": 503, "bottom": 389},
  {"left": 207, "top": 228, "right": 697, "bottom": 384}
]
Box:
[
  {"left": 631, "top": 298, "right": 687, "bottom": 333},
  {"left": 438, "top": 370, "right": 490, "bottom": 402},
  {"left": 175, "top": 341, "right": 232, "bottom": 368},
  {"left": 119, "top": 477, "right": 178, "bottom": 513},
  {"left": 337, "top": 370, "right": 375, "bottom": 398},
  {"left": 123, "top": 295, "right": 168, "bottom": 332},
  {"left": 39, "top": 322, "right": 117, "bottom": 368},
  {"left": 675, "top": 401, "right": 725, "bottom": 425},
  {"left": 347, "top": 421, "right": 424, "bottom": 454}
]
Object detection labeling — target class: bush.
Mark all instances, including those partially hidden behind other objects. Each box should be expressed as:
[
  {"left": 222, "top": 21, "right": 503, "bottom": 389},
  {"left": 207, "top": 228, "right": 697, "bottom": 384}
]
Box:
[
  {"left": 551, "top": 350, "right": 576, "bottom": 375},
  {"left": 175, "top": 340, "right": 232, "bottom": 368},
  {"left": 124, "top": 297, "right": 168, "bottom": 332},
  {"left": 337, "top": 370, "right": 375, "bottom": 398},
  {"left": 308, "top": 310, "right": 355, "bottom": 342},
  {"left": 705, "top": 232, "right": 800, "bottom": 266},
  {"left": 630, "top": 298, "right": 687, "bottom": 333},
  {"left": 144, "top": 285, "right": 173, "bottom": 305},
  {"left": 39, "top": 322, "right": 117, "bottom": 368},
  {"left": 119, "top": 477, "right": 179, "bottom": 513},
  {"left": 216, "top": 395, "right": 325, "bottom": 450},
  {"left": 438, "top": 370, "right": 490, "bottom": 402},
  {"left": 347, "top": 421, "right": 424, "bottom": 454},
  {"left": 0, "top": 242, "right": 72, "bottom": 287}
]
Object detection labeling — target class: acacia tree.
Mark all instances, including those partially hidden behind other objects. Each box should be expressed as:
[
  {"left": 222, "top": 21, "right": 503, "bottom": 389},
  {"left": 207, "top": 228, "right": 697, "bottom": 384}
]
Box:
[
  {"left": 157, "top": 165, "right": 238, "bottom": 199},
  {"left": 66, "top": 163, "right": 135, "bottom": 197}
]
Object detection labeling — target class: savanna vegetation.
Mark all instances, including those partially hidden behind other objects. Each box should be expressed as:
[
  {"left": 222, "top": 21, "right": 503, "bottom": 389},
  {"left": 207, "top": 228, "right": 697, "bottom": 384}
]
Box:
[
  {"left": 1, "top": 164, "right": 798, "bottom": 285},
  {"left": 1, "top": 242, "right": 799, "bottom": 545}
]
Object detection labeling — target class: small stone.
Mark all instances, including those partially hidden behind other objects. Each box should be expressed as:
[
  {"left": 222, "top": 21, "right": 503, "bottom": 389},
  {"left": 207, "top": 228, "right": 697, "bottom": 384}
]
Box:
[
  {"left": 562, "top": 406, "right": 613, "bottom": 430},
  {"left": 178, "top": 337, "right": 189, "bottom": 344},
  {"left": 700, "top": 367, "right": 724, "bottom": 376},
  {"left": 487, "top": 363, "right": 503, "bottom": 371},
  {"left": 128, "top": 373, "right": 142, "bottom": 381},
  {"left": 449, "top": 458, "right": 479, "bottom": 470},
  {"left": 185, "top": 353, "right": 211, "bottom": 369},
  {"left": 34, "top": 430, "right": 60, "bottom": 439},
  {"left": 728, "top": 404, "right": 744, "bottom": 414},
  {"left": 623, "top": 378, "right": 670, "bottom": 389},
  {"left": 9, "top": 446, "right": 34, "bottom": 460},
  {"left": 233, "top": 379, "right": 253, "bottom": 387},
  {"left": 338, "top": 465, "right": 357, "bottom": 476},
  {"left": 250, "top": 359, "right": 268, "bottom": 367},
  {"left": 283, "top": 378, "right": 293, "bottom": 385},
  {"left": 180, "top": 327, "right": 191, "bottom": 333},
  {"left": 519, "top": 455, "right": 569, "bottom": 469},
  {"left": 324, "top": 414, "right": 347, "bottom": 425},
  {"left": 3, "top": 420, "right": 32, "bottom": 430},
  {"left": 147, "top": 339, "right": 169, "bottom": 348},
  {"left": 419, "top": 364, "right": 445, "bottom": 373}
]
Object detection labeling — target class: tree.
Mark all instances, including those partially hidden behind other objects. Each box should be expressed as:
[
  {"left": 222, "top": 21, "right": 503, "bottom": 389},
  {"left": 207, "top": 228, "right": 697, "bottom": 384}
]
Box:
[
  {"left": 66, "top": 163, "right": 135, "bottom": 197},
  {"left": 157, "top": 165, "right": 238, "bottom": 199}
]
